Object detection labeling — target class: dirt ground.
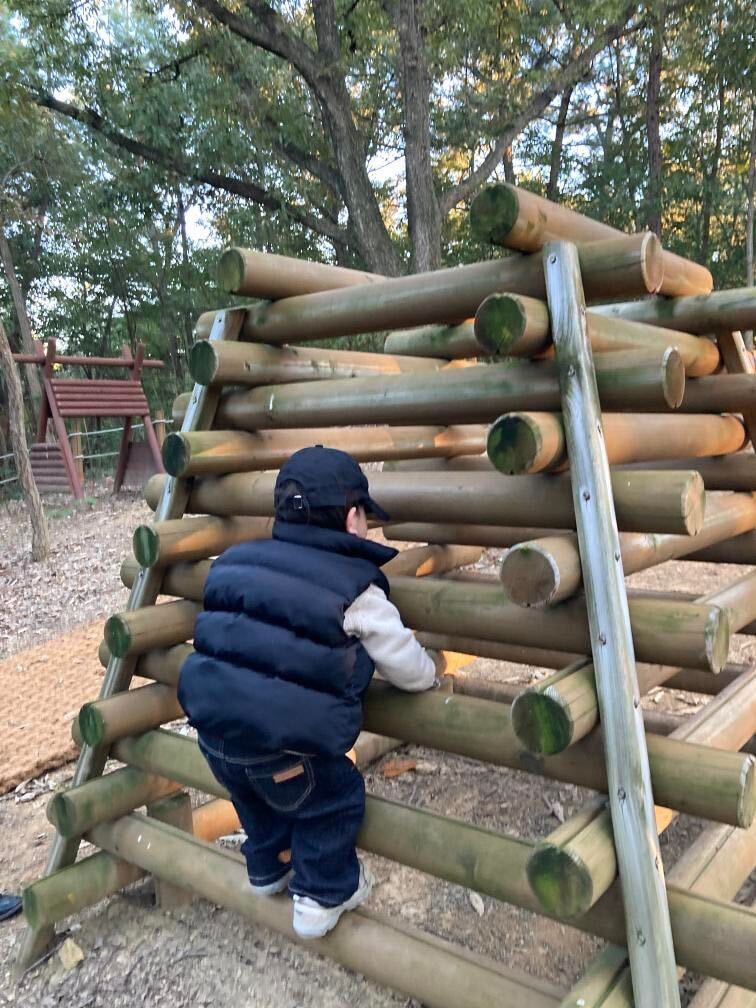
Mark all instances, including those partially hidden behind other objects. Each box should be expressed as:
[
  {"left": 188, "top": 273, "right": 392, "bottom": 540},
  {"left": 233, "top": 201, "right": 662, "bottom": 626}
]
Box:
[{"left": 0, "top": 485, "right": 754, "bottom": 1006}]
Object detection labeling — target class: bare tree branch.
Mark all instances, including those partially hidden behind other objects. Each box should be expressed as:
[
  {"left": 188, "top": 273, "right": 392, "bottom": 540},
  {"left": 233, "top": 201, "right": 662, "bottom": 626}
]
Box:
[
  {"left": 33, "top": 92, "right": 347, "bottom": 246},
  {"left": 439, "top": 5, "right": 641, "bottom": 213},
  {"left": 196, "top": 0, "right": 324, "bottom": 97}
]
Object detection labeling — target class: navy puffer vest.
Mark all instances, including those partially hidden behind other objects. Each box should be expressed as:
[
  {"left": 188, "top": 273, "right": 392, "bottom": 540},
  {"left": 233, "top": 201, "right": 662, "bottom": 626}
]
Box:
[{"left": 177, "top": 521, "right": 397, "bottom": 757}]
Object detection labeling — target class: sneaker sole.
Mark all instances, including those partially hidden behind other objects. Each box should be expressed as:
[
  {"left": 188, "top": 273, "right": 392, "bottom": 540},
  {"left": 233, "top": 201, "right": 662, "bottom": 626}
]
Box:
[{"left": 293, "top": 873, "right": 373, "bottom": 940}]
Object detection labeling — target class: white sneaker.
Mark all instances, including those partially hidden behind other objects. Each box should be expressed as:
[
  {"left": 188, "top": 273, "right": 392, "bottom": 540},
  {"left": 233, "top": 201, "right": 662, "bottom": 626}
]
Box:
[
  {"left": 292, "top": 862, "right": 373, "bottom": 939},
  {"left": 250, "top": 868, "right": 293, "bottom": 896}
]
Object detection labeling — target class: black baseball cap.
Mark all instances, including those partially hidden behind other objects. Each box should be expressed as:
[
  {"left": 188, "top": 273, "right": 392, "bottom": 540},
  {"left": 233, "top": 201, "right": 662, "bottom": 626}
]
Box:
[{"left": 274, "top": 446, "right": 390, "bottom": 521}]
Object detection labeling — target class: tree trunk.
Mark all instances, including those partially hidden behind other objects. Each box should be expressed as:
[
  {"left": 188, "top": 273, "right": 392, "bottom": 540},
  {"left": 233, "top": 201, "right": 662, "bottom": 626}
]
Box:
[
  {"left": 0, "top": 226, "right": 43, "bottom": 404},
  {"left": 501, "top": 146, "right": 516, "bottom": 185},
  {"left": 546, "top": 87, "right": 573, "bottom": 202},
  {"left": 699, "top": 76, "right": 726, "bottom": 267},
  {"left": 312, "top": 1, "right": 402, "bottom": 276},
  {"left": 612, "top": 41, "right": 638, "bottom": 226},
  {"left": 176, "top": 189, "right": 196, "bottom": 363},
  {"left": 392, "top": 0, "right": 442, "bottom": 272},
  {"left": 644, "top": 8, "right": 664, "bottom": 238},
  {"left": 746, "top": 107, "right": 755, "bottom": 348},
  {"left": 0, "top": 318, "right": 49, "bottom": 561}
]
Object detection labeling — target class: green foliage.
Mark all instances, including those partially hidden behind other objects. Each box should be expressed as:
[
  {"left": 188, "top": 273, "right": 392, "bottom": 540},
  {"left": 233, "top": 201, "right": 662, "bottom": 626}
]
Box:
[{"left": 0, "top": 0, "right": 751, "bottom": 415}]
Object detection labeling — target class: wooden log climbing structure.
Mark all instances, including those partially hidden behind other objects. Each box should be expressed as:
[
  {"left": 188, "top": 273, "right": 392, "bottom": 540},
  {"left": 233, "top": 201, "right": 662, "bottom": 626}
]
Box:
[
  {"left": 13, "top": 338, "right": 165, "bottom": 497},
  {"left": 17, "top": 180, "right": 756, "bottom": 1007}
]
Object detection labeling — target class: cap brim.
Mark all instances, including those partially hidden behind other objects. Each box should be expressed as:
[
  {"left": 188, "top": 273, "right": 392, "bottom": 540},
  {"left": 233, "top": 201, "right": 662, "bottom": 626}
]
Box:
[{"left": 364, "top": 497, "right": 390, "bottom": 522}]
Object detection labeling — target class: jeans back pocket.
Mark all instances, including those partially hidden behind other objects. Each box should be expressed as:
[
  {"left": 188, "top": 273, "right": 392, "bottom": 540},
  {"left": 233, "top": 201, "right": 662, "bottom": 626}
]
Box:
[{"left": 246, "top": 756, "right": 315, "bottom": 812}]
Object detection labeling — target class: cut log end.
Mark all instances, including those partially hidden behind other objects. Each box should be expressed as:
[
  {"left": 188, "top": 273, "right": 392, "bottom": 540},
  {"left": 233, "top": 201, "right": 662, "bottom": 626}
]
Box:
[
  {"left": 46, "top": 793, "right": 75, "bottom": 840},
  {"left": 162, "top": 433, "right": 191, "bottom": 479},
  {"left": 681, "top": 471, "right": 707, "bottom": 537},
  {"left": 511, "top": 690, "right": 573, "bottom": 755},
  {"left": 217, "top": 248, "right": 246, "bottom": 294},
  {"left": 487, "top": 413, "right": 542, "bottom": 474},
  {"left": 707, "top": 607, "right": 732, "bottom": 675},
  {"left": 526, "top": 843, "right": 594, "bottom": 918},
  {"left": 105, "top": 615, "right": 132, "bottom": 659},
  {"left": 738, "top": 757, "right": 756, "bottom": 828},
  {"left": 468, "top": 185, "right": 519, "bottom": 246},
  {"left": 662, "top": 346, "right": 686, "bottom": 408},
  {"left": 500, "top": 544, "right": 561, "bottom": 607},
  {"left": 132, "top": 526, "right": 160, "bottom": 568},
  {"left": 21, "top": 888, "right": 41, "bottom": 931},
  {"left": 188, "top": 340, "right": 218, "bottom": 386},
  {"left": 78, "top": 703, "right": 105, "bottom": 749},
  {"left": 639, "top": 231, "right": 665, "bottom": 295},
  {"left": 487, "top": 412, "right": 564, "bottom": 475},
  {"left": 474, "top": 293, "right": 528, "bottom": 355}
]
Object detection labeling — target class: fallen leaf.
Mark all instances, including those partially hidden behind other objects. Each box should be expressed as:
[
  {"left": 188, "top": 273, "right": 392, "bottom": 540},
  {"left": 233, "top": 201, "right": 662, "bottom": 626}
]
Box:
[
  {"left": 58, "top": 937, "right": 85, "bottom": 970},
  {"left": 469, "top": 892, "right": 485, "bottom": 916},
  {"left": 381, "top": 758, "right": 417, "bottom": 779}
]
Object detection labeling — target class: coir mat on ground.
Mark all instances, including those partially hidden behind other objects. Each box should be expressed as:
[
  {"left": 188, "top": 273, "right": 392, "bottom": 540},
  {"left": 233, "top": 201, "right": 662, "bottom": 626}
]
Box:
[{"left": 0, "top": 621, "right": 115, "bottom": 794}]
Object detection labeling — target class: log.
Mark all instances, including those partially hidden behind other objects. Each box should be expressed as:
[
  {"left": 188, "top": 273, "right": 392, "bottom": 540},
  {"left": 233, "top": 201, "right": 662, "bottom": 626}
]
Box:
[
  {"left": 474, "top": 292, "right": 720, "bottom": 376},
  {"left": 526, "top": 667, "right": 756, "bottom": 922},
  {"left": 689, "top": 531, "right": 756, "bottom": 564},
  {"left": 383, "top": 321, "right": 486, "bottom": 359},
  {"left": 688, "top": 966, "right": 756, "bottom": 1007},
  {"left": 544, "top": 239, "right": 676, "bottom": 1004},
  {"left": 46, "top": 766, "right": 180, "bottom": 838},
  {"left": 487, "top": 411, "right": 744, "bottom": 475},
  {"left": 469, "top": 182, "right": 712, "bottom": 297},
  {"left": 119, "top": 560, "right": 730, "bottom": 673},
  {"left": 500, "top": 492, "right": 756, "bottom": 607},
  {"left": 679, "top": 373, "right": 756, "bottom": 414},
  {"left": 614, "top": 452, "right": 756, "bottom": 492},
  {"left": 173, "top": 350, "right": 685, "bottom": 431},
  {"left": 78, "top": 691, "right": 753, "bottom": 836},
  {"left": 200, "top": 237, "right": 664, "bottom": 347},
  {"left": 88, "top": 741, "right": 756, "bottom": 991},
  {"left": 383, "top": 544, "right": 483, "bottom": 577},
  {"left": 132, "top": 516, "right": 273, "bottom": 568},
  {"left": 121, "top": 543, "right": 480, "bottom": 598},
  {"left": 23, "top": 793, "right": 248, "bottom": 930},
  {"left": 562, "top": 816, "right": 756, "bottom": 1008},
  {"left": 216, "top": 247, "right": 380, "bottom": 298},
  {"left": 511, "top": 649, "right": 756, "bottom": 756},
  {"left": 385, "top": 522, "right": 567, "bottom": 546},
  {"left": 78, "top": 683, "right": 183, "bottom": 748},
  {"left": 104, "top": 599, "right": 200, "bottom": 658},
  {"left": 109, "top": 587, "right": 744, "bottom": 698},
  {"left": 384, "top": 521, "right": 756, "bottom": 565},
  {"left": 144, "top": 468, "right": 706, "bottom": 537},
  {"left": 188, "top": 337, "right": 444, "bottom": 385},
  {"left": 94, "top": 813, "right": 567, "bottom": 1008},
  {"left": 162, "top": 425, "right": 488, "bottom": 478},
  {"left": 591, "top": 287, "right": 756, "bottom": 335}
]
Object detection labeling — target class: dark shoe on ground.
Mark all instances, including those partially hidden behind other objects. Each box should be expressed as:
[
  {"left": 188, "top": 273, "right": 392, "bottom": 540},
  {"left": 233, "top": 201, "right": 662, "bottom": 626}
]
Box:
[{"left": 0, "top": 895, "right": 22, "bottom": 921}]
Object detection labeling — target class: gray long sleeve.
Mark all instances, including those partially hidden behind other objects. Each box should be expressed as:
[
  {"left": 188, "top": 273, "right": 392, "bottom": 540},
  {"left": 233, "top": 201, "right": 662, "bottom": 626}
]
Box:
[{"left": 343, "top": 584, "right": 436, "bottom": 691}]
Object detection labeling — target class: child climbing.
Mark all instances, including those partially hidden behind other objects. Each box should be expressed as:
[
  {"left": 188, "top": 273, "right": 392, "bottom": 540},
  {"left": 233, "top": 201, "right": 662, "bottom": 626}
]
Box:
[{"left": 178, "top": 446, "right": 440, "bottom": 938}]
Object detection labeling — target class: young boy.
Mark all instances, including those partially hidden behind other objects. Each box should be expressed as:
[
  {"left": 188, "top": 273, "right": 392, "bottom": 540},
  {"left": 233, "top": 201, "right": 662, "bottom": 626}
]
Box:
[{"left": 178, "top": 446, "right": 438, "bottom": 939}]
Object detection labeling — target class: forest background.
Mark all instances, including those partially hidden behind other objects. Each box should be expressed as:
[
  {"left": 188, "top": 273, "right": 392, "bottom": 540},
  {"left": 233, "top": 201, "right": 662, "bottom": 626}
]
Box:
[{"left": 0, "top": 0, "right": 753, "bottom": 448}]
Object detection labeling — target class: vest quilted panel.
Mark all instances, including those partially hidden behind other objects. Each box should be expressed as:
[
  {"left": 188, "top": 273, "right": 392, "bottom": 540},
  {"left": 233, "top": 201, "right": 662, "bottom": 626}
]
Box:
[{"left": 178, "top": 521, "right": 397, "bottom": 757}]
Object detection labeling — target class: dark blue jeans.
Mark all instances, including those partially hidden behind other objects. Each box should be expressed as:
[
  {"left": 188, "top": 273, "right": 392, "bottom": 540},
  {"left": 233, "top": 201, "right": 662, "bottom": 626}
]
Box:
[{"left": 199, "top": 739, "right": 365, "bottom": 907}]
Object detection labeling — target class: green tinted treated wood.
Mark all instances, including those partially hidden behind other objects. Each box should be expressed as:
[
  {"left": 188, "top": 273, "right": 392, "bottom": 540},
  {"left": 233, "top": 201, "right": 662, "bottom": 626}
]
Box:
[{"left": 544, "top": 241, "right": 679, "bottom": 1007}]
